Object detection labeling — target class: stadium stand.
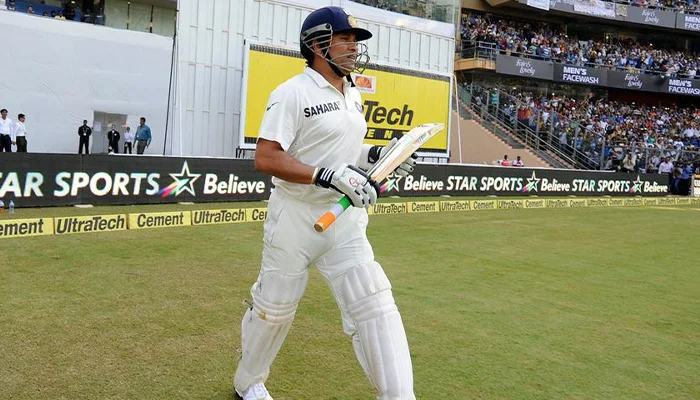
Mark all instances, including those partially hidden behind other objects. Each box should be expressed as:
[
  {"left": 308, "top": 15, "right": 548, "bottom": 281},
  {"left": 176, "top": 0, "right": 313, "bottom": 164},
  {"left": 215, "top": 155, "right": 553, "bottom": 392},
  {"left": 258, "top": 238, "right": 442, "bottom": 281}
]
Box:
[
  {"left": 461, "top": 11, "right": 700, "bottom": 78},
  {"left": 455, "top": 1, "right": 700, "bottom": 172}
]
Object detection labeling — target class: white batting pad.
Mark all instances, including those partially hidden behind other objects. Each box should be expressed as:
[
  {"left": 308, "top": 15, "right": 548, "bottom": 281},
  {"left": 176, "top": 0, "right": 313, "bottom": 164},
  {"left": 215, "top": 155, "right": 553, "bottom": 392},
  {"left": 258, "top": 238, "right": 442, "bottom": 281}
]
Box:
[
  {"left": 234, "top": 271, "right": 309, "bottom": 394},
  {"left": 343, "top": 262, "right": 415, "bottom": 400}
]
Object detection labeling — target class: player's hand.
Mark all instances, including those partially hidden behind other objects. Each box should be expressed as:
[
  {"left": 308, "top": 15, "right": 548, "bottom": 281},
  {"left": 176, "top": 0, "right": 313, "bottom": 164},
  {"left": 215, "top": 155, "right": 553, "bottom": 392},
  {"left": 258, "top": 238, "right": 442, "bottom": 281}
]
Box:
[
  {"left": 314, "top": 163, "right": 380, "bottom": 207},
  {"left": 379, "top": 137, "right": 417, "bottom": 177}
]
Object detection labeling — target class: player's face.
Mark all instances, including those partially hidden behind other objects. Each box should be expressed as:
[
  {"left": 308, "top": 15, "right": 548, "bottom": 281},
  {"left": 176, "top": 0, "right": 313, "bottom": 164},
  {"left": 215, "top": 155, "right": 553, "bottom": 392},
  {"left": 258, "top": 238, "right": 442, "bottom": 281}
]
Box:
[{"left": 328, "top": 32, "right": 358, "bottom": 75}]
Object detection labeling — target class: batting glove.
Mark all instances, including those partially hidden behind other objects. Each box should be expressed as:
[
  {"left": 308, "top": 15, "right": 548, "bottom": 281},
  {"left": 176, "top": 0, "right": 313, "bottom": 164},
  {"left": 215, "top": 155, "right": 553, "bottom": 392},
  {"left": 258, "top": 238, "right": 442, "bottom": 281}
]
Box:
[{"left": 314, "top": 163, "right": 380, "bottom": 207}]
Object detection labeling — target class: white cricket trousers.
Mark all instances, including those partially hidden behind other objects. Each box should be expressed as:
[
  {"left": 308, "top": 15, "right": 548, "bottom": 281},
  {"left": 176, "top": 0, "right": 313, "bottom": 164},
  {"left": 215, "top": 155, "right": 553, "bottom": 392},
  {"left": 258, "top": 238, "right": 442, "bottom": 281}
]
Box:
[{"left": 234, "top": 189, "right": 415, "bottom": 400}]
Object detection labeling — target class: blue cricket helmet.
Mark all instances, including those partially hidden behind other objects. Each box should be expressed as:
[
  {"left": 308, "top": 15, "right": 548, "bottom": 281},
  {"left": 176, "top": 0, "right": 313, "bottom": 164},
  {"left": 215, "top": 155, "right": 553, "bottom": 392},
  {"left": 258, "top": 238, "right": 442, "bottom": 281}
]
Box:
[
  {"left": 300, "top": 6, "right": 372, "bottom": 44},
  {"left": 299, "top": 7, "right": 372, "bottom": 75}
]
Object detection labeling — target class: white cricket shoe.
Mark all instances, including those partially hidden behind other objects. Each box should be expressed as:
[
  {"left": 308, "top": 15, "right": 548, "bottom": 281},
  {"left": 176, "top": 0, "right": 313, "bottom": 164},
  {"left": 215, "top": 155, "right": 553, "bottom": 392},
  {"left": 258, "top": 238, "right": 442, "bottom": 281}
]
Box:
[{"left": 236, "top": 383, "right": 273, "bottom": 400}]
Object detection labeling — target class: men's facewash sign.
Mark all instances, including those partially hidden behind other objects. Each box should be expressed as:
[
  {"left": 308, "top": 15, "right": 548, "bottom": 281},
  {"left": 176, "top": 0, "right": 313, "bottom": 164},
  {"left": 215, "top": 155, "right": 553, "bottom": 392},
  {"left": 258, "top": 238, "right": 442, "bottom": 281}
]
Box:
[
  {"left": 0, "top": 154, "right": 670, "bottom": 207},
  {"left": 661, "top": 78, "right": 700, "bottom": 96},
  {"left": 677, "top": 13, "right": 700, "bottom": 32},
  {"left": 495, "top": 54, "right": 554, "bottom": 80},
  {"left": 553, "top": 64, "right": 607, "bottom": 86}
]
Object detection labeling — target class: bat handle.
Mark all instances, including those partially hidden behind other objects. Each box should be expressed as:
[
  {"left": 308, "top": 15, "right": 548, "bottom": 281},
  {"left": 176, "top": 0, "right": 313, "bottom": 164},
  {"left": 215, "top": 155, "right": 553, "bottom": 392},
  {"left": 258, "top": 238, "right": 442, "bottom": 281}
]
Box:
[{"left": 314, "top": 197, "right": 352, "bottom": 233}]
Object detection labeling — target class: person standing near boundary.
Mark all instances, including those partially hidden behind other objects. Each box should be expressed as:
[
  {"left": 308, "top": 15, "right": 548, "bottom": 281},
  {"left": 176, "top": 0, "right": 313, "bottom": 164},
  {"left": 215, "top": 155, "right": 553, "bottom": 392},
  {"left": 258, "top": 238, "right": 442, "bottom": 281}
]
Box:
[
  {"left": 123, "top": 126, "right": 134, "bottom": 154},
  {"left": 135, "top": 117, "right": 151, "bottom": 155},
  {"left": 78, "top": 119, "right": 92, "bottom": 155},
  {"left": 233, "top": 6, "right": 416, "bottom": 400},
  {"left": 0, "top": 109, "right": 14, "bottom": 152},
  {"left": 13, "top": 113, "right": 28, "bottom": 152}
]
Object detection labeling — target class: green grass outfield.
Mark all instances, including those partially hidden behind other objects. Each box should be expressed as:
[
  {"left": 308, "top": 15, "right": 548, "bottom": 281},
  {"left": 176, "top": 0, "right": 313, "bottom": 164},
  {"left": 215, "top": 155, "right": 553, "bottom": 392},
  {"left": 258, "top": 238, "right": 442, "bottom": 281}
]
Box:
[{"left": 1, "top": 198, "right": 699, "bottom": 399}]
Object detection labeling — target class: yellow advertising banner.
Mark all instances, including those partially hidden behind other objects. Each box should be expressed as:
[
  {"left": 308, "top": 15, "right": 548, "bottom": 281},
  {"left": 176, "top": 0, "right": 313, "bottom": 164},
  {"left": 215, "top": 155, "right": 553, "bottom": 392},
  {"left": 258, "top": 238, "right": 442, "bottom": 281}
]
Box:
[
  {"left": 128, "top": 211, "right": 191, "bottom": 230},
  {"left": 245, "top": 207, "right": 269, "bottom": 223},
  {"left": 0, "top": 217, "right": 54, "bottom": 239},
  {"left": 407, "top": 201, "right": 440, "bottom": 213},
  {"left": 54, "top": 214, "right": 127, "bottom": 235},
  {"left": 243, "top": 45, "right": 450, "bottom": 153},
  {"left": 192, "top": 209, "right": 247, "bottom": 226}
]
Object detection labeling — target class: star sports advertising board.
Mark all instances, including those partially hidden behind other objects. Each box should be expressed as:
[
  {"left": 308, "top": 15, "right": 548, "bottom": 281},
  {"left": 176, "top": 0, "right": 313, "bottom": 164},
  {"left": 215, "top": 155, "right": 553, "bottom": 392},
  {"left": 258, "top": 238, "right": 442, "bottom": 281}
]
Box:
[{"left": 239, "top": 44, "right": 450, "bottom": 155}]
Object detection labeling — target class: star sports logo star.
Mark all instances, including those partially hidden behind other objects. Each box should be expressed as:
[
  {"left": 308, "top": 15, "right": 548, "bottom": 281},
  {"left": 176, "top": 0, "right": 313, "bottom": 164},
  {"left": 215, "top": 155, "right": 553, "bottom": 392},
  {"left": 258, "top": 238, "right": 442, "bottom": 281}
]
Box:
[
  {"left": 521, "top": 171, "right": 540, "bottom": 192},
  {"left": 629, "top": 176, "right": 643, "bottom": 193},
  {"left": 381, "top": 172, "right": 404, "bottom": 193},
  {"left": 157, "top": 161, "right": 201, "bottom": 198}
]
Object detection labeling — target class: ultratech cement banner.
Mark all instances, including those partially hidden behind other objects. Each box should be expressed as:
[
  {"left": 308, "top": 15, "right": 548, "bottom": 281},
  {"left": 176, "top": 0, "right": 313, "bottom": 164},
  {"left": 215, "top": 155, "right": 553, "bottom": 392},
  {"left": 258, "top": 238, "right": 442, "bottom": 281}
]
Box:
[
  {"left": 0, "top": 153, "right": 272, "bottom": 207},
  {"left": 553, "top": 64, "right": 607, "bottom": 86},
  {"left": 241, "top": 44, "right": 450, "bottom": 153},
  {"left": 661, "top": 78, "right": 700, "bottom": 97},
  {"left": 0, "top": 154, "right": 671, "bottom": 207},
  {"left": 495, "top": 54, "right": 553, "bottom": 80},
  {"left": 606, "top": 70, "right": 663, "bottom": 92},
  {"left": 381, "top": 164, "right": 669, "bottom": 197}
]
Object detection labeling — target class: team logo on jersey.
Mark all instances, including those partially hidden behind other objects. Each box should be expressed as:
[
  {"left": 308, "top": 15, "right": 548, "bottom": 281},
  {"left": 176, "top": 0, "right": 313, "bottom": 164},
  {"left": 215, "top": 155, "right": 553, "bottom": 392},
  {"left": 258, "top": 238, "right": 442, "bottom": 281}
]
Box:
[
  {"left": 304, "top": 101, "right": 341, "bottom": 118},
  {"left": 157, "top": 161, "right": 200, "bottom": 197},
  {"left": 352, "top": 73, "right": 376, "bottom": 94}
]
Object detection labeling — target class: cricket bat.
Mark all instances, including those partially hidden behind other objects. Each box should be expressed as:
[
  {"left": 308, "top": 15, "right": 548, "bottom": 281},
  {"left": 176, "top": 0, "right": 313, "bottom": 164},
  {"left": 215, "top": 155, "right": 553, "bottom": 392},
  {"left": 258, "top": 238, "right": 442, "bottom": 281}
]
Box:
[{"left": 313, "top": 122, "right": 445, "bottom": 233}]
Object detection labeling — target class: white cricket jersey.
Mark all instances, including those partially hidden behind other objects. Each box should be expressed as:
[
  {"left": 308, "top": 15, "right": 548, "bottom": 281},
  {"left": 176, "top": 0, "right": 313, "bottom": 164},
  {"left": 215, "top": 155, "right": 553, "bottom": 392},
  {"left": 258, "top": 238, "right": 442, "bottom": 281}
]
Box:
[{"left": 258, "top": 67, "right": 367, "bottom": 204}]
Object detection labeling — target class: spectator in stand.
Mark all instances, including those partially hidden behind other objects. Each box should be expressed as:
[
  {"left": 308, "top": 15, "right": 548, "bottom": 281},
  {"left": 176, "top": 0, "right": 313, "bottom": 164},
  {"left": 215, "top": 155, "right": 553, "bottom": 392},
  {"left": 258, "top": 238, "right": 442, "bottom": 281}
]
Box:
[
  {"left": 500, "top": 154, "right": 511, "bottom": 166},
  {"left": 512, "top": 155, "right": 524, "bottom": 167},
  {"left": 657, "top": 158, "right": 674, "bottom": 176},
  {"left": 0, "top": 109, "right": 13, "bottom": 152},
  {"left": 64, "top": 3, "right": 76, "bottom": 21},
  {"left": 27, "top": 6, "right": 34, "bottom": 14},
  {"left": 78, "top": 119, "right": 92, "bottom": 155},
  {"left": 7, "top": 1, "right": 16, "bottom": 11},
  {"left": 622, "top": 151, "right": 637, "bottom": 172},
  {"left": 135, "top": 117, "right": 152, "bottom": 155},
  {"left": 123, "top": 126, "right": 135, "bottom": 154},
  {"left": 12, "top": 113, "right": 27, "bottom": 152}
]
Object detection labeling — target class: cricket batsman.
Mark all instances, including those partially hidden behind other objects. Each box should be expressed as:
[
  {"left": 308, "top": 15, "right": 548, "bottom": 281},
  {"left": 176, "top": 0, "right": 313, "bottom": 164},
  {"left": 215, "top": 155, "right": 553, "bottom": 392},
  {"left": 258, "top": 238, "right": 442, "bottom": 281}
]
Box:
[{"left": 233, "top": 6, "right": 417, "bottom": 400}]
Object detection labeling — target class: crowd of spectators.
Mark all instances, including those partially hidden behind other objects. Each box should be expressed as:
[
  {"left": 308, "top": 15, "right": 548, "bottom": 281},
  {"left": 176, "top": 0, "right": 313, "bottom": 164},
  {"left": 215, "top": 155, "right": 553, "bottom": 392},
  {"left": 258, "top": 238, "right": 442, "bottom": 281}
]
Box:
[
  {"left": 461, "top": 12, "right": 700, "bottom": 79},
  {"left": 467, "top": 84, "right": 700, "bottom": 180},
  {"left": 3, "top": 0, "right": 104, "bottom": 24}
]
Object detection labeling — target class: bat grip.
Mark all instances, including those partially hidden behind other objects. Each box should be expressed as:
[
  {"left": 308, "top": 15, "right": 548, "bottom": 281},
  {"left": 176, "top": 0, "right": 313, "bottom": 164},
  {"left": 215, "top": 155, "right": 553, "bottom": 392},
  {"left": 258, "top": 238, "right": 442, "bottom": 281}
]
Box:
[{"left": 314, "top": 197, "right": 352, "bottom": 232}]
